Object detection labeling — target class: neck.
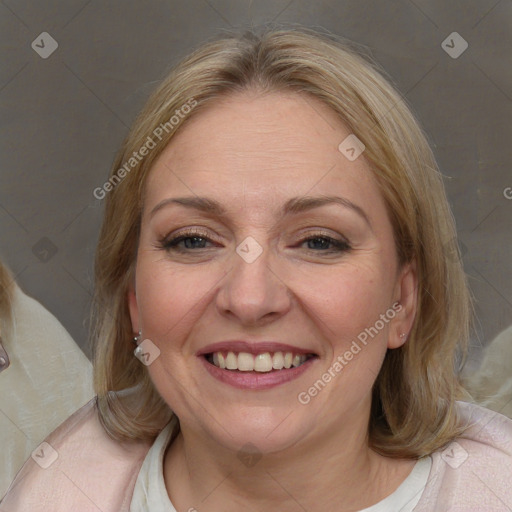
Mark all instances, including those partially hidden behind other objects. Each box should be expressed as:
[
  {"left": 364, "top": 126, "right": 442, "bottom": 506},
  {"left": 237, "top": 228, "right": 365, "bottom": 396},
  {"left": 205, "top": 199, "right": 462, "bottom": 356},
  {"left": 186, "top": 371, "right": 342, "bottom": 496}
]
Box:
[{"left": 163, "top": 400, "right": 415, "bottom": 512}]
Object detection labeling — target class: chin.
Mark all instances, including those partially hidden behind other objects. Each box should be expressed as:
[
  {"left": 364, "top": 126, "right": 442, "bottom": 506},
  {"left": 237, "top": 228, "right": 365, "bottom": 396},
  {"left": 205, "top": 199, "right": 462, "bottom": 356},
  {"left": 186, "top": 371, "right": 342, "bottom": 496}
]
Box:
[{"left": 202, "top": 408, "right": 309, "bottom": 455}]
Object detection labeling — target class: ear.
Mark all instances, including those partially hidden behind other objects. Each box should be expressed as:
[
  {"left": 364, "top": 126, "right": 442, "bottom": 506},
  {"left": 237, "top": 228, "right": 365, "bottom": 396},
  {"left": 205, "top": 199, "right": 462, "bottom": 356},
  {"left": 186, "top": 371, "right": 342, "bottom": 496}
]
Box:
[
  {"left": 127, "top": 280, "right": 140, "bottom": 335},
  {"left": 388, "top": 260, "right": 418, "bottom": 349}
]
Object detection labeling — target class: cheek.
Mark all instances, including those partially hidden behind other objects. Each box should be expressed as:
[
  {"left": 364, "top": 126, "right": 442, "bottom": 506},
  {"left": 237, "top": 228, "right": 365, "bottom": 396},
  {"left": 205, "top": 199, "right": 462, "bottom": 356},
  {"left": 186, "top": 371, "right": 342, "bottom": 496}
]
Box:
[
  {"left": 296, "top": 264, "right": 393, "bottom": 402},
  {"left": 135, "top": 256, "right": 218, "bottom": 346},
  {"left": 294, "top": 261, "right": 392, "bottom": 343}
]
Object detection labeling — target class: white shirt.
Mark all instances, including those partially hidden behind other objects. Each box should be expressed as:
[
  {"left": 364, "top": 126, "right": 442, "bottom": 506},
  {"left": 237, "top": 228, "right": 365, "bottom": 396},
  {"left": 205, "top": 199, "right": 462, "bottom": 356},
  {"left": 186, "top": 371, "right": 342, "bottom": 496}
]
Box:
[
  {"left": 130, "top": 419, "right": 431, "bottom": 512},
  {"left": 0, "top": 283, "right": 94, "bottom": 498}
]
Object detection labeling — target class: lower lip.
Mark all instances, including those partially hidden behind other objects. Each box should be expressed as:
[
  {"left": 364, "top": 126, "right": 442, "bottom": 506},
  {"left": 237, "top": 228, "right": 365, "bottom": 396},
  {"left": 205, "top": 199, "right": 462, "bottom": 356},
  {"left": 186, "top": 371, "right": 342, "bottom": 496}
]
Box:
[{"left": 200, "top": 356, "right": 317, "bottom": 390}]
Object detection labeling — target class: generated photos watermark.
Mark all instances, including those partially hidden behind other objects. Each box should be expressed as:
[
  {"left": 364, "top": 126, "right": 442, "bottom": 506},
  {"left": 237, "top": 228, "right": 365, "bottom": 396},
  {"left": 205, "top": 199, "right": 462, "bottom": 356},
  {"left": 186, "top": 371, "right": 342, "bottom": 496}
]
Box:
[
  {"left": 297, "top": 301, "right": 402, "bottom": 405},
  {"left": 338, "top": 134, "right": 366, "bottom": 161},
  {"left": 31, "top": 441, "right": 59, "bottom": 469},
  {"left": 441, "top": 32, "right": 468, "bottom": 59},
  {"left": 31, "top": 32, "right": 58, "bottom": 59},
  {"left": 134, "top": 338, "right": 161, "bottom": 366},
  {"left": 93, "top": 97, "right": 198, "bottom": 200}
]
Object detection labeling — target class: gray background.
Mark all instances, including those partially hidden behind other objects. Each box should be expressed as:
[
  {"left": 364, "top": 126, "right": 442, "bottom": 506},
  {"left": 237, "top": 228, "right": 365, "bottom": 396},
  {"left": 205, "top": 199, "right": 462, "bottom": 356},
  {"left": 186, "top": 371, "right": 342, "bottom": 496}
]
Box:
[{"left": 0, "top": 0, "right": 511, "bottom": 370}]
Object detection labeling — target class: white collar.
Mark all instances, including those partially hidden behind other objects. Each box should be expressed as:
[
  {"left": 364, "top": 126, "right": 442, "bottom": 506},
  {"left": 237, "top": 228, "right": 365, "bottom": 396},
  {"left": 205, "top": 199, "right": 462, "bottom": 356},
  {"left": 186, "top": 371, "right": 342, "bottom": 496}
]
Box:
[{"left": 130, "top": 420, "right": 430, "bottom": 512}]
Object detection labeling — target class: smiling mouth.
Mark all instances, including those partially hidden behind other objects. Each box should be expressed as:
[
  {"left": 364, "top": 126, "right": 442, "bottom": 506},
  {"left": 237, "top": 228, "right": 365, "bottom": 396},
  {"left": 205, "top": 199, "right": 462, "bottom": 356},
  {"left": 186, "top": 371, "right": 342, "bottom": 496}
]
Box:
[{"left": 204, "top": 351, "right": 318, "bottom": 373}]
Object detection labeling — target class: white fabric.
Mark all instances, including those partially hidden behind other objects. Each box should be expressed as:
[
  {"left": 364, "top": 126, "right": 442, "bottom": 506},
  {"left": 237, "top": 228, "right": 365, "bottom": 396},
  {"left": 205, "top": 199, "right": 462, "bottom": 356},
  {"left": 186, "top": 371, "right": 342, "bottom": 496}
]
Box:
[
  {"left": 359, "top": 456, "right": 431, "bottom": 512},
  {"left": 463, "top": 324, "right": 512, "bottom": 419},
  {"left": 0, "top": 282, "right": 94, "bottom": 498},
  {"left": 130, "top": 420, "right": 431, "bottom": 512},
  {"left": 130, "top": 416, "right": 179, "bottom": 512}
]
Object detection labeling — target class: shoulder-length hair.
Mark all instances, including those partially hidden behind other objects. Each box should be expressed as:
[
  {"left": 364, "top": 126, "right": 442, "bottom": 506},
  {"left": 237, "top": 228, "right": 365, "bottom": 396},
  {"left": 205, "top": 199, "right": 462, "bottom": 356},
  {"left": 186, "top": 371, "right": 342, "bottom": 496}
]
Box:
[{"left": 92, "top": 26, "right": 472, "bottom": 458}]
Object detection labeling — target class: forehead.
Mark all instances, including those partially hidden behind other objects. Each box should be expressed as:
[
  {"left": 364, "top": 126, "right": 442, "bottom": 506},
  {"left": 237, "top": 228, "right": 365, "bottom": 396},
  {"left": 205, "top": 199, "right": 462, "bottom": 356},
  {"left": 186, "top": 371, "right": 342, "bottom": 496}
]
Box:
[{"left": 144, "top": 91, "right": 381, "bottom": 216}]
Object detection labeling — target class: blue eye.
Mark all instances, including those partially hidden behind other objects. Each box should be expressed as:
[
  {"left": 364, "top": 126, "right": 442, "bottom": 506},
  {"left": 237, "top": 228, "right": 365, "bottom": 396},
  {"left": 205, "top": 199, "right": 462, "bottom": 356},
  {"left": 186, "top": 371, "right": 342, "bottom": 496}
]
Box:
[
  {"left": 301, "top": 236, "right": 351, "bottom": 253},
  {"left": 159, "top": 231, "right": 213, "bottom": 251}
]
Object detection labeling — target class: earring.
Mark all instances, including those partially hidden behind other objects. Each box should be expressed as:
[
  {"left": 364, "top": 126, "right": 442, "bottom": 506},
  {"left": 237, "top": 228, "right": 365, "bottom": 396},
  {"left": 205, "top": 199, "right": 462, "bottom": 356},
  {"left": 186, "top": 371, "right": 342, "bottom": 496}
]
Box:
[
  {"left": 133, "top": 330, "right": 143, "bottom": 357},
  {"left": 133, "top": 330, "right": 142, "bottom": 345},
  {"left": 400, "top": 333, "right": 408, "bottom": 340}
]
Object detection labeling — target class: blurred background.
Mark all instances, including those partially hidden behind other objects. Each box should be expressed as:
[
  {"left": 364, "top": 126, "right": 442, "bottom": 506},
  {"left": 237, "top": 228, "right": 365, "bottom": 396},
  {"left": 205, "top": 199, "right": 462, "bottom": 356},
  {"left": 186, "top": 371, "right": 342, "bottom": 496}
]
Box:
[{"left": 1, "top": 0, "right": 511, "bottom": 370}]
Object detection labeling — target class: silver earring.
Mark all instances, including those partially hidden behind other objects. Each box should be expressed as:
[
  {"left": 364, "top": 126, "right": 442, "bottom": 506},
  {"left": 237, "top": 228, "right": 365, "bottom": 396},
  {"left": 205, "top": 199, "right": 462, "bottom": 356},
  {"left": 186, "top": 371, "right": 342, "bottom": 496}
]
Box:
[
  {"left": 400, "top": 333, "right": 408, "bottom": 340},
  {"left": 133, "top": 330, "right": 143, "bottom": 357}
]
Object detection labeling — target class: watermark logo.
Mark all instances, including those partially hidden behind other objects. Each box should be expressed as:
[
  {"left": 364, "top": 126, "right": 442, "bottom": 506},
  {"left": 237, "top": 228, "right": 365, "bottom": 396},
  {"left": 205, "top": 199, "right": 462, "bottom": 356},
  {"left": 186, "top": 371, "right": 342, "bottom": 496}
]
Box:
[
  {"left": 338, "top": 134, "right": 365, "bottom": 161},
  {"left": 32, "top": 237, "right": 58, "bottom": 262},
  {"left": 441, "top": 441, "right": 468, "bottom": 469},
  {"left": 236, "top": 236, "right": 263, "bottom": 263},
  {"left": 237, "top": 442, "right": 262, "bottom": 468},
  {"left": 441, "top": 32, "right": 468, "bottom": 59},
  {"left": 93, "top": 98, "right": 198, "bottom": 200},
  {"left": 504, "top": 187, "right": 512, "bottom": 200},
  {"left": 31, "top": 442, "right": 59, "bottom": 469},
  {"left": 31, "top": 32, "right": 58, "bottom": 59},
  {"left": 134, "top": 338, "right": 161, "bottom": 366}
]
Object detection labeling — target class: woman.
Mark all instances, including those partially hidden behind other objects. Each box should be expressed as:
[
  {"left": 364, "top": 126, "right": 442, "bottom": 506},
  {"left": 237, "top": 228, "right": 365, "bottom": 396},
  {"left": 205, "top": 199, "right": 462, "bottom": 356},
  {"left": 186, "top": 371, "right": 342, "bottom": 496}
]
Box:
[
  {"left": 2, "top": 27, "right": 511, "bottom": 511},
  {"left": 0, "top": 262, "right": 94, "bottom": 499}
]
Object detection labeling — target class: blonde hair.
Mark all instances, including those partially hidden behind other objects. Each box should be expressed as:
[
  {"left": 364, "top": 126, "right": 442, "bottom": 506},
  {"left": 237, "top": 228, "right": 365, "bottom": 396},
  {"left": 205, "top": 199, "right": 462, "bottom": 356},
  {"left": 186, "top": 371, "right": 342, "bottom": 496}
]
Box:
[
  {"left": 92, "top": 26, "right": 472, "bottom": 457},
  {"left": 0, "top": 261, "right": 14, "bottom": 340}
]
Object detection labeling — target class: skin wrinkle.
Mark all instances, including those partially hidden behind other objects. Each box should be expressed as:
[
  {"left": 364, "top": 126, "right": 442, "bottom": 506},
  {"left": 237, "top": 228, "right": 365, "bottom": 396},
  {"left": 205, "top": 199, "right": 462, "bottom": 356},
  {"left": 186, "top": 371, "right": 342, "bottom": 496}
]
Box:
[{"left": 128, "top": 91, "right": 418, "bottom": 512}]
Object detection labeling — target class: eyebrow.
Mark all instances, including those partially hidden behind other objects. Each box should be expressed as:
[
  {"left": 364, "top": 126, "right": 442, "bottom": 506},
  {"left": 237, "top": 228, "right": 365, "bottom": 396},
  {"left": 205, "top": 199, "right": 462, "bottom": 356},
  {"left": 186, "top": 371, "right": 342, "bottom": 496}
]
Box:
[{"left": 150, "top": 195, "right": 372, "bottom": 228}]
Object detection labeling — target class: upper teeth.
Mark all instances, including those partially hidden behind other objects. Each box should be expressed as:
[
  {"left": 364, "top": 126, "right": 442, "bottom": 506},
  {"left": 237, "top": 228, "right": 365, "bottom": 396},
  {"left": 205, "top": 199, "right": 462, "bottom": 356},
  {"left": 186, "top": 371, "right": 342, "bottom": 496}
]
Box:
[{"left": 211, "top": 351, "right": 309, "bottom": 372}]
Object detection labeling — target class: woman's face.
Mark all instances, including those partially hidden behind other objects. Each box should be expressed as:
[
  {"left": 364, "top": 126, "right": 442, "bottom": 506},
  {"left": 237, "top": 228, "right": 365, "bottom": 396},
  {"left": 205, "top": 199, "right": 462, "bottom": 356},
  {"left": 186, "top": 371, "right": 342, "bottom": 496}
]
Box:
[{"left": 129, "top": 91, "right": 416, "bottom": 454}]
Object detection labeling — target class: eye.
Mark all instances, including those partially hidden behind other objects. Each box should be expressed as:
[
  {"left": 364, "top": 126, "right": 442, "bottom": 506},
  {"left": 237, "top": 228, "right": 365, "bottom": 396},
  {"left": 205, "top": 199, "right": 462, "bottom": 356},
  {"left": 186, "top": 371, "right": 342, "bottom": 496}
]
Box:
[
  {"left": 298, "top": 234, "right": 351, "bottom": 253},
  {"left": 157, "top": 229, "right": 218, "bottom": 252}
]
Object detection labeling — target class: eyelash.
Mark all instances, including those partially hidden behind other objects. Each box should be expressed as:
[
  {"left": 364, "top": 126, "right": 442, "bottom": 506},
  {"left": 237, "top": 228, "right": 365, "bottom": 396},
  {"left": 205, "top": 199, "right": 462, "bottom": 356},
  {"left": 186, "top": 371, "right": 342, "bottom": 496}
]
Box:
[{"left": 156, "top": 229, "right": 351, "bottom": 254}]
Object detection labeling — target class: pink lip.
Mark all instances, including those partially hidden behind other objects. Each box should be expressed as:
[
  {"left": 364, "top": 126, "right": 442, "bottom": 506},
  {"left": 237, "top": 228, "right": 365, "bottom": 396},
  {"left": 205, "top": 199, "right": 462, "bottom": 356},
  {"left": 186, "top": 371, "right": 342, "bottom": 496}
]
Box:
[
  {"left": 199, "top": 355, "right": 317, "bottom": 390},
  {"left": 196, "top": 341, "right": 316, "bottom": 356}
]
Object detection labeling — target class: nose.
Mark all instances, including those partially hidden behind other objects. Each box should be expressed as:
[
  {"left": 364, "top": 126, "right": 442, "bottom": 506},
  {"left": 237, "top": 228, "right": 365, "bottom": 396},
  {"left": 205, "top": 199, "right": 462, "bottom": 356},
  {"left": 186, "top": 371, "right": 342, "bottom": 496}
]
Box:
[{"left": 215, "top": 240, "right": 292, "bottom": 326}]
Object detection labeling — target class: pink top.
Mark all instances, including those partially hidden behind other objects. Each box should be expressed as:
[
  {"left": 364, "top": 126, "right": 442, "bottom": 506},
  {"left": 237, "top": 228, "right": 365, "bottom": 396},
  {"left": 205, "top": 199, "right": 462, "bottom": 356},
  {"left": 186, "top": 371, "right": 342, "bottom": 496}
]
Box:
[{"left": 1, "top": 399, "right": 511, "bottom": 511}]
